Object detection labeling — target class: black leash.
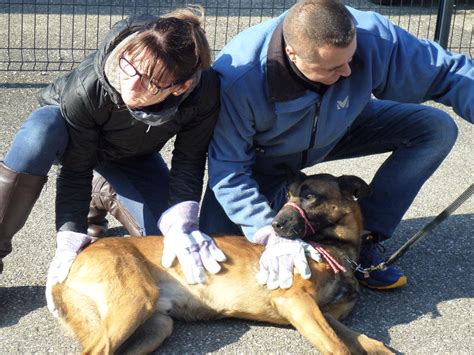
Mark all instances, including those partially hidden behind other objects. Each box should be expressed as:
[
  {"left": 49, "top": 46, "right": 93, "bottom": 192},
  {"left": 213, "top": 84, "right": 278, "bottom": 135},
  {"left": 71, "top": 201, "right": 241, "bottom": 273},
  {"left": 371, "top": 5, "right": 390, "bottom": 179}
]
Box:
[
  {"left": 346, "top": 184, "right": 474, "bottom": 273},
  {"left": 383, "top": 183, "right": 474, "bottom": 266}
]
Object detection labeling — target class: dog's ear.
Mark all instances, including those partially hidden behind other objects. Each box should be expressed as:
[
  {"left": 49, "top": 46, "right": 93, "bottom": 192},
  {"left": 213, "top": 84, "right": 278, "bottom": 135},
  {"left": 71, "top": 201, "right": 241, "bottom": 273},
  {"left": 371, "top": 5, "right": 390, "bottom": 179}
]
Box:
[
  {"left": 275, "top": 164, "right": 307, "bottom": 184},
  {"left": 337, "top": 175, "right": 371, "bottom": 200}
]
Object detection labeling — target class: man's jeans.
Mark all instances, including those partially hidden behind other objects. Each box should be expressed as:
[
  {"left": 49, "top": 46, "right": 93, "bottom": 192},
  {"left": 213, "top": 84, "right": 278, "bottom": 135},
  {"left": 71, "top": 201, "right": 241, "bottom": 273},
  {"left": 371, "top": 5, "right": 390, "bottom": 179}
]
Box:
[
  {"left": 200, "top": 100, "right": 458, "bottom": 240},
  {"left": 4, "top": 105, "right": 169, "bottom": 234}
]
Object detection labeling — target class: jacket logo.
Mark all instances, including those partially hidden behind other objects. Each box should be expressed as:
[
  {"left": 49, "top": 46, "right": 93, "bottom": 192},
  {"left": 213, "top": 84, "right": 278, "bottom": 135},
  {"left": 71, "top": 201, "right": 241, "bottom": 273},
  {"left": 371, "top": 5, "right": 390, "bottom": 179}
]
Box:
[{"left": 337, "top": 96, "right": 349, "bottom": 110}]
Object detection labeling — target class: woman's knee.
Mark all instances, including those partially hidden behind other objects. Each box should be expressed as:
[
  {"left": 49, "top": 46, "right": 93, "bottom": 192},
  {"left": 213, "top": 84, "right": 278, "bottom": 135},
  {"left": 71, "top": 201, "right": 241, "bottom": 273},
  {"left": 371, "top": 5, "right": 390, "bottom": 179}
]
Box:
[
  {"left": 4, "top": 106, "right": 68, "bottom": 174},
  {"left": 23, "top": 106, "right": 69, "bottom": 146}
]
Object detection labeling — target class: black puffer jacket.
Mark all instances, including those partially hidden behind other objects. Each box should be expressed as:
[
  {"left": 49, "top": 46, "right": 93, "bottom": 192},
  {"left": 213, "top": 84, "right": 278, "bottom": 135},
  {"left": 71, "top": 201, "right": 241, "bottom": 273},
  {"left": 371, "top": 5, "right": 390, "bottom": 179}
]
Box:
[{"left": 37, "top": 15, "right": 220, "bottom": 232}]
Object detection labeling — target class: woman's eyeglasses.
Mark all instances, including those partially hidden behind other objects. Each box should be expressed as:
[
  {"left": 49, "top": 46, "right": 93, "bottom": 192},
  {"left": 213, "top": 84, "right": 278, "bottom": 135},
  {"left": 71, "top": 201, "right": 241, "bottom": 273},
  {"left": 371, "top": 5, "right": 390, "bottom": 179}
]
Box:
[{"left": 119, "top": 54, "right": 176, "bottom": 95}]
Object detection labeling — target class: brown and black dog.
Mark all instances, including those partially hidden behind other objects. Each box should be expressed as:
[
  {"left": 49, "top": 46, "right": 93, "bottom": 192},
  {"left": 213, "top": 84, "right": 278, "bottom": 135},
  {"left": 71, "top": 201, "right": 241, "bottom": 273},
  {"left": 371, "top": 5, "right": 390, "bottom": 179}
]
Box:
[{"left": 52, "top": 172, "right": 393, "bottom": 354}]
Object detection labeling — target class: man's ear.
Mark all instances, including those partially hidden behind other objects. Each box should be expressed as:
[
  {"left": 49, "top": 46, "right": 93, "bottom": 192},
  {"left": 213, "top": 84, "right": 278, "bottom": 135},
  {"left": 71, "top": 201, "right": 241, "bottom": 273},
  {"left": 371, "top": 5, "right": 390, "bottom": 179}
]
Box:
[
  {"left": 171, "top": 79, "right": 193, "bottom": 96},
  {"left": 337, "top": 175, "right": 371, "bottom": 200},
  {"left": 285, "top": 44, "right": 297, "bottom": 63}
]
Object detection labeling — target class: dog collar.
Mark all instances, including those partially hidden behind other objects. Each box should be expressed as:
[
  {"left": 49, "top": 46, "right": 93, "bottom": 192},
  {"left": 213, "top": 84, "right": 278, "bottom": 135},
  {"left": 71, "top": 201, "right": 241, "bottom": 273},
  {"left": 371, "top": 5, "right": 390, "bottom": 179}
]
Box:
[{"left": 308, "top": 241, "right": 347, "bottom": 274}]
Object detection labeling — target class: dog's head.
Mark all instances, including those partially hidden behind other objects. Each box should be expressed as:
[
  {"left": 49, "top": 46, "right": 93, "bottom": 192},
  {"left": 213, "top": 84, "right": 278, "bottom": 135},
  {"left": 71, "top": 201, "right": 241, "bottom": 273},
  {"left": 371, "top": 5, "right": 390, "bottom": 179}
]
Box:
[{"left": 272, "top": 172, "right": 371, "bottom": 243}]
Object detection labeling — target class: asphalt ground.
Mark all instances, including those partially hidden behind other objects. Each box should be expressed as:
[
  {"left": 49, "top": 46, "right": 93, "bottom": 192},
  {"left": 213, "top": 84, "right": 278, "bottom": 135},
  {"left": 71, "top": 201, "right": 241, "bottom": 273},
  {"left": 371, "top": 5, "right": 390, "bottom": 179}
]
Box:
[{"left": 0, "top": 67, "right": 472, "bottom": 354}]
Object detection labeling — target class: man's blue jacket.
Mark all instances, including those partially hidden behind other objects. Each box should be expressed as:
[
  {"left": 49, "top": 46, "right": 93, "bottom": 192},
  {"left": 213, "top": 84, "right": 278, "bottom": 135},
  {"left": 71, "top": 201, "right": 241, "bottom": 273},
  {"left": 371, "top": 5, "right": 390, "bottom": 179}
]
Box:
[{"left": 208, "top": 7, "right": 474, "bottom": 241}]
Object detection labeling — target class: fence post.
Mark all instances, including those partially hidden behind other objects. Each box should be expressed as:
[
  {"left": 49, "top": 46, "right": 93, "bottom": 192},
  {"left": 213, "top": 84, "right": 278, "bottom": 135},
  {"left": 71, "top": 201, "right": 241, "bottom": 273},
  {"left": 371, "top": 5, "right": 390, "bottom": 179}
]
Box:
[{"left": 434, "top": 0, "right": 455, "bottom": 49}]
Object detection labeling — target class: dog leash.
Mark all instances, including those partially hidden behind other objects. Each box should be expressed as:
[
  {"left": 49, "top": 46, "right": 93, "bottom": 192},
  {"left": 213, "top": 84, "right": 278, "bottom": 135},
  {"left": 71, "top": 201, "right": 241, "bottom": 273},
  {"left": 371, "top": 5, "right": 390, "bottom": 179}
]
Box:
[
  {"left": 354, "top": 183, "right": 474, "bottom": 273},
  {"left": 285, "top": 184, "right": 474, "bottom": 274},
  {"left": 382, "top": 183, "right": 474, "bottom": 267}
]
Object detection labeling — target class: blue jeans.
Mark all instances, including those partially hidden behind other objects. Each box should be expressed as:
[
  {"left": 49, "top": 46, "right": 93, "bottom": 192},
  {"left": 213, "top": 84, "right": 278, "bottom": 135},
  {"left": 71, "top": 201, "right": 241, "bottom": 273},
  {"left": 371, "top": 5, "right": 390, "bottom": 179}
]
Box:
[
  {"left": 4, "top": 105, "right": 169, "bottom": 235},
  {"left": 199, "top": 100, "right": 458, "bottom": 239}
]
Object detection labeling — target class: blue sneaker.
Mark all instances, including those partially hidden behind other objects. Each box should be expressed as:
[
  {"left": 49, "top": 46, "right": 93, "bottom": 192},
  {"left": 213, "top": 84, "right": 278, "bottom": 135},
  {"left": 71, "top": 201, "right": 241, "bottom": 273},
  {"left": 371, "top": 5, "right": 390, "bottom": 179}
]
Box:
[{"left": 355, "top": 234, "right": 407, "bottom": 290}]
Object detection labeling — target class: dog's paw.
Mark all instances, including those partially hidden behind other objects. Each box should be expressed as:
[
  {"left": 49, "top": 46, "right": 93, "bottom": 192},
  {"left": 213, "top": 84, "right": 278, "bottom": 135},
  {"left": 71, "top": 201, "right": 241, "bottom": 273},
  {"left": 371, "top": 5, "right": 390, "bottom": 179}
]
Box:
[{"left": 359, "top": 334, "right": 394, "bottom": 355}]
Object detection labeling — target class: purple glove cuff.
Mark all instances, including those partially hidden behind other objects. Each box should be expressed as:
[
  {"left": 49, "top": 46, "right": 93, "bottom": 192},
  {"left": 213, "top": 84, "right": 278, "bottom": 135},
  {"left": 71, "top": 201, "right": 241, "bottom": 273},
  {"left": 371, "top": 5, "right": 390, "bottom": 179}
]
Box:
[
  {"left": 253, "top": 225, "right": 276, "bottom": 245},
  {"left": 56, "top": 231, "right": 92, "bottom": 254},
  {"left": 158, "top": 201, "right": 199, "bottom": 235}
]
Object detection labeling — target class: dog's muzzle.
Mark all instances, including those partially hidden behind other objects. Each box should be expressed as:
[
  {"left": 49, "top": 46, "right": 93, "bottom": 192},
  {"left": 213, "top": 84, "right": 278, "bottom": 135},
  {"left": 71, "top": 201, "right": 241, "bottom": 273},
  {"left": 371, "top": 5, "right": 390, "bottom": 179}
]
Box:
[{"left": 272, "top": 202, "right": 315, "bottom": 238}]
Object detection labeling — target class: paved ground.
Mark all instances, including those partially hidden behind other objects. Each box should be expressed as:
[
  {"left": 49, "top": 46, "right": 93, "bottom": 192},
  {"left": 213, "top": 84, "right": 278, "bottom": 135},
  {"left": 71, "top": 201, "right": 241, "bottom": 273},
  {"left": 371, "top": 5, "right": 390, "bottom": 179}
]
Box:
[{"left": 0, "top": 65, "right": 473, "bottom": 354}]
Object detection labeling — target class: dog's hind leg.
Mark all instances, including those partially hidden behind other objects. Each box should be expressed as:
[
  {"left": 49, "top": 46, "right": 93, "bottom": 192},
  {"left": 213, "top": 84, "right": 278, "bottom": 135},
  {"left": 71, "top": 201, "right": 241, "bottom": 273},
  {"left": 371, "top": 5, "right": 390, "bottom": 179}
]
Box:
[
  {"left": 272, "top": 290, "right": 350, "bottom": 354},
  {"left": 116, "top": 312, "right": 174, "bottom": 355},
  {"left": 79, "top": 282, "right": 159, "bottom": 354},
  {"left": 70, "top": 249, "right": 161, "bottom": 354},
  {"left": 53, "top": 283, "right": 101, "bottom": 347}
]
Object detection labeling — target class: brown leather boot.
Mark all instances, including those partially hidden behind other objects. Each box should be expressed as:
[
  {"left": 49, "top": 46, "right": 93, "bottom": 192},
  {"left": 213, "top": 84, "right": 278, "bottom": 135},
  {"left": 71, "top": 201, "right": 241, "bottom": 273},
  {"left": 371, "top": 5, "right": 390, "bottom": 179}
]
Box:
[
  {"left": 0, "top": 162, "right": 47, "bottom": 274},
  {"left": 87, "top": 173, "right": 109, "bottom": 237},
  {"left": 88, "top": 172, "right": 142, "bottom": 237}
]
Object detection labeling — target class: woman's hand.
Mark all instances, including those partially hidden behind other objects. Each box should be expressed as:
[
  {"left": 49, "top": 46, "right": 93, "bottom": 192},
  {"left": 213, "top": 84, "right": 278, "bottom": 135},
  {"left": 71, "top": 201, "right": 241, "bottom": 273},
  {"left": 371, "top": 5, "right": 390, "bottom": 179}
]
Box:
[
  {"left": 158, "top": 201, "right": 226, "bottom": 284},
  {"left": 46, "top": 231, "right": 92, "bottom": 316}
]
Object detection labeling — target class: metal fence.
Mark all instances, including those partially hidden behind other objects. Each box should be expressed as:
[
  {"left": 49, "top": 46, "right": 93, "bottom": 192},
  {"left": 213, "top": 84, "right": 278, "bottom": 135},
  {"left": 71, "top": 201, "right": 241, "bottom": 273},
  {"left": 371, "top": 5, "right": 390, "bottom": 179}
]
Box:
[{"left": 0, "top": 0, "right": 472, "bottom": 71}]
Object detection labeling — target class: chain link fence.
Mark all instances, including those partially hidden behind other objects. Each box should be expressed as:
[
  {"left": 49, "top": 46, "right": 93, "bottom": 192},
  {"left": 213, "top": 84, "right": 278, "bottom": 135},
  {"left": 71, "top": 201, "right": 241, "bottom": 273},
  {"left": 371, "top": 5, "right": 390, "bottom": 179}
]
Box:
[{"left": 0, "top": 0, "right": 472, "bottom": 71}]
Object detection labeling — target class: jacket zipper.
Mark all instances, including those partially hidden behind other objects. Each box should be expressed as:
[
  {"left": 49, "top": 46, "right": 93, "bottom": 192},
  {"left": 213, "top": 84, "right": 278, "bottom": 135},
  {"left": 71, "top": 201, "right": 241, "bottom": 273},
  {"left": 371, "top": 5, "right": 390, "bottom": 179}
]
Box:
[{"left": 300, "top": 101, "right": 321, "bottom": 169}]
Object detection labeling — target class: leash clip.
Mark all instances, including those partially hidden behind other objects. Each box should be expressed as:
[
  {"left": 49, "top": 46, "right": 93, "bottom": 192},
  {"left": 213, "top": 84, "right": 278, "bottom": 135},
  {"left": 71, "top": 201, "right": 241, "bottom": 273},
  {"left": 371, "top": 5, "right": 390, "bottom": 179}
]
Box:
[{"left": 344, "top": 256, "right": 386, "bottom": 278}]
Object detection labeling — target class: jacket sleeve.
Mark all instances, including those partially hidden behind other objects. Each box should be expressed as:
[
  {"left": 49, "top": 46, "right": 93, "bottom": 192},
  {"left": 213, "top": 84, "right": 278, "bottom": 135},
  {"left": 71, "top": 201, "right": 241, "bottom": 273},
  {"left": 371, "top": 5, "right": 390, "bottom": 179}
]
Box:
[
  {"left": 54, "top": 65, "right": 103, "bottom": 233},
  {"left": 207, "top": 72, "right": 276, "bottom": 242},
  {"left": 370, "top": 14, "right": 473, "bottom": 122},
  {"left": 168, "top": 69, "right": 220, "bottom": 205}
]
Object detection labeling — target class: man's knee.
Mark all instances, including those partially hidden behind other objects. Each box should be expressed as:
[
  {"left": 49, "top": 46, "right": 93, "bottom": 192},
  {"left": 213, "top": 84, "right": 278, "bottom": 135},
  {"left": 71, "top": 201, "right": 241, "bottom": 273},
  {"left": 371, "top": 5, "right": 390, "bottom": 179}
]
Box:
[{"left": 418, "top": 106, "right": 458, "bottom": 153}]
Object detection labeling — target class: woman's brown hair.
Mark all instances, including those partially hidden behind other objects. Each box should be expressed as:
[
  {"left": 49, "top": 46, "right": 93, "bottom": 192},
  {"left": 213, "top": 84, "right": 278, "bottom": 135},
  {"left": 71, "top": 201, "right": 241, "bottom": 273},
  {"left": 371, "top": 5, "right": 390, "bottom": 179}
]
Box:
[{"left": 123, "top": 5, "right": 211, "bottom": 86}]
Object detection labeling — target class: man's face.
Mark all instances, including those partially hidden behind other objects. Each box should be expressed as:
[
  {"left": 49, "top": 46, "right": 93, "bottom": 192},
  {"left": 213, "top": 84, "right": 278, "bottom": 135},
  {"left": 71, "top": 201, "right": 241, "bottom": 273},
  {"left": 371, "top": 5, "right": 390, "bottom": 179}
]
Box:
[{"left": 286, "top": 36, "right": 357, "bottom": 86}]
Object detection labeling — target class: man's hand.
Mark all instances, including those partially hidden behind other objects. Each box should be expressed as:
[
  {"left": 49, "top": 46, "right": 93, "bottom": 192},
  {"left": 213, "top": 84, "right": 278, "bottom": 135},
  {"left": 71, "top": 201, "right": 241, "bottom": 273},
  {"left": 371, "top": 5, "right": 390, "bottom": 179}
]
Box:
[
  {"left": 158, "top": 201, "right": 226, "bottom": 284},
  {"left": 45, "top": 231, "right": 92, "bottom": 317},
  {"left": 254, "top": 226, "right": 321, "bottom": 290}
]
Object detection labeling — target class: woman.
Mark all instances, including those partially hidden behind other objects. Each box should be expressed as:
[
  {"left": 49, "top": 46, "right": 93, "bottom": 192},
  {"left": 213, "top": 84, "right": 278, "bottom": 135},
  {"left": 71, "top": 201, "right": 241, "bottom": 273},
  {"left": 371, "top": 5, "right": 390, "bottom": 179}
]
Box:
[{"left": 0, "top": 6, "right": 225, "bottom": 313}]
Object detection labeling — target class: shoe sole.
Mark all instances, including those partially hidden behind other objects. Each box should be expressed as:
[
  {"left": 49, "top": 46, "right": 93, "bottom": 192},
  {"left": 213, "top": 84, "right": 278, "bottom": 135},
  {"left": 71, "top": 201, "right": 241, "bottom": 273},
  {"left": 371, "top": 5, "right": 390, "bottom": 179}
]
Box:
[{"left": 358, "top": 275, "right": 408, "bottom": 290}]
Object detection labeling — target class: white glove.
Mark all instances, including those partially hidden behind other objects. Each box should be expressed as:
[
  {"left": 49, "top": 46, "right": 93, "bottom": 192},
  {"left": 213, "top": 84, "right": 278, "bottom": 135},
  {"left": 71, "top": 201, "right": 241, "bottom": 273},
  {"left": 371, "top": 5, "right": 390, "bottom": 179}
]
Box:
[
  {"left": 45, "top": 231, "right": 92, "bottom": 317},
  {"left": 254, "top": 225, "right": 321, "bottom": 290},
  {"left": 158, "top": 201, "right": 226, "bottom": 284}
]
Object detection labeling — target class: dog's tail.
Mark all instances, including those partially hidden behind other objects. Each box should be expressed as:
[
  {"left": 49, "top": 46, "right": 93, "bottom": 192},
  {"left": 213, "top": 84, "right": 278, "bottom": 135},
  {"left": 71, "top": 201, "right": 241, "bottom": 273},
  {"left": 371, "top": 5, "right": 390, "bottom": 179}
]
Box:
[{"left": 52, "top": 283, "right": 101, "bottom": 346}]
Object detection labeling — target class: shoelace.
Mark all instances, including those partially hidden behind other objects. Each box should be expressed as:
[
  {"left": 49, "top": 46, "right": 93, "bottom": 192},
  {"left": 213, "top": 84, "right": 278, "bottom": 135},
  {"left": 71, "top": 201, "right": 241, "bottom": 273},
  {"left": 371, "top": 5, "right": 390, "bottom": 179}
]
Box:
[{"left": 362, "top": 235, "right": 386, "bottom": 265}]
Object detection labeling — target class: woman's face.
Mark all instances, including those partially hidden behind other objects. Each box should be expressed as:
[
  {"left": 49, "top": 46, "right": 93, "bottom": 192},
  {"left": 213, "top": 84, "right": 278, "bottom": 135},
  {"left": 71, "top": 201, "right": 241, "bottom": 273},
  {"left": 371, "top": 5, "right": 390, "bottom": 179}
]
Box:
[{"left": 118, "top": 52, "right": 192, "bottom": 109}]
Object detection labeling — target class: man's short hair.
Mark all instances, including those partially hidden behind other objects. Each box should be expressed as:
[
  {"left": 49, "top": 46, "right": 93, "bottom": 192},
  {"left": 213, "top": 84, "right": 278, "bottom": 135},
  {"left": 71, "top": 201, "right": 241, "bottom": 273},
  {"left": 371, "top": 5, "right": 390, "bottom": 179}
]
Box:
[{"left": 283, "top": 0, "right": 355, "bottom": 61}]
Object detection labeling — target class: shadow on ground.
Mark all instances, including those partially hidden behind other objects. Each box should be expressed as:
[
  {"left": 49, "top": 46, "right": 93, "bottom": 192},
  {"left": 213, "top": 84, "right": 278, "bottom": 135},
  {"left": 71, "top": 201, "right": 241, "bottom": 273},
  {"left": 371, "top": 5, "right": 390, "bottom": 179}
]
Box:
[{"left": 0, "top": 285, "right": 46, "bottom": 328}]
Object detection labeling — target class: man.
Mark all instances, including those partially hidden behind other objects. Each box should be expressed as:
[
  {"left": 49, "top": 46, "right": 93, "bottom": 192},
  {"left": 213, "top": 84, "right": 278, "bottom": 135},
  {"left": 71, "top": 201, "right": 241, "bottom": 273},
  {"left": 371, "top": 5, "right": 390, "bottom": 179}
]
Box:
[{"left": 200, "top": 0, "right": 473, "bottom": 290}]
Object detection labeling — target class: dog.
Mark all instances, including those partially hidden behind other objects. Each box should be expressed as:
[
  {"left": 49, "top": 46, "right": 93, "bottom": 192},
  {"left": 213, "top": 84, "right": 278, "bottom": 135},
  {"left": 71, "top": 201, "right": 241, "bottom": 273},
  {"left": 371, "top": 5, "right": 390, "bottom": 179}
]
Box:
[{"left": 52, "top": 172, "right": 393, "bottom": 354}]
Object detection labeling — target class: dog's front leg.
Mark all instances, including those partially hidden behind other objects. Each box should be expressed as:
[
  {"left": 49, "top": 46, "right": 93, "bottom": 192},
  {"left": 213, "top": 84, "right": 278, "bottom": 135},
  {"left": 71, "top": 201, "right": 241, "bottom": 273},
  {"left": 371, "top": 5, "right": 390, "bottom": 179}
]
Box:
[
  {"left": 324, "top": 312, "right": 394, "bottom": 355},
  {"left": 271, "top": 290, "right": 350, "bottom": 354}
]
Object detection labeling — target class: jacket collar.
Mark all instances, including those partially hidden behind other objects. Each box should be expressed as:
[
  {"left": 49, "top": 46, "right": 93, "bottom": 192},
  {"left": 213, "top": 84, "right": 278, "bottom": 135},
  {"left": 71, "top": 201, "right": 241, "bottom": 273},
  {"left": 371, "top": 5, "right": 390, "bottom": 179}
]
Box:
[
  {"left": 266, "top": 21, "right": 306, "bottom": 103},
  {"left": 266, "top": 21, "right": 327, "bottom": 103}
]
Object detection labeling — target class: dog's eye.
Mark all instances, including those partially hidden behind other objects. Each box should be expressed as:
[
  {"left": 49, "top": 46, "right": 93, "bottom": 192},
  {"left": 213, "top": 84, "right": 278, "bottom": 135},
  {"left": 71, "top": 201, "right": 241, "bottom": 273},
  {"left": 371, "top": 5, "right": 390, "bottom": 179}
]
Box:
[{"left": 305, "top": 193, "right": 316, "bottom": 200}]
